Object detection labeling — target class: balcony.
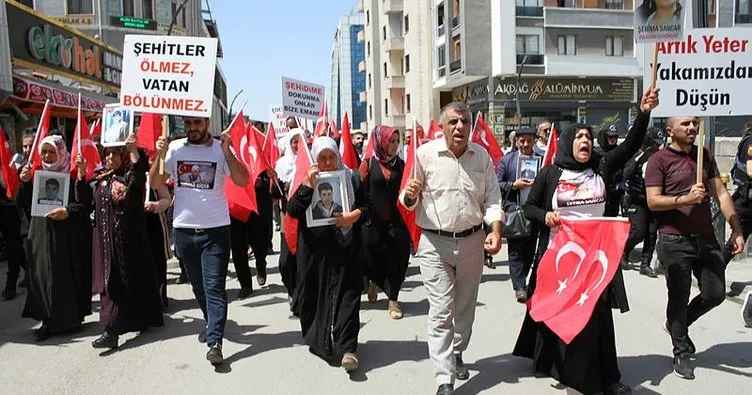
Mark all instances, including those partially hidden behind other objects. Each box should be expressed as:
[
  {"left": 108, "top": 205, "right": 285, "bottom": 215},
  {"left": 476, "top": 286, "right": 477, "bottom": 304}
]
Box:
[
  {"left": 358, "top": 60, "right": 366, "bottom": 72},
  {"left": 357, "top": 0, "right": 364, "bottom": 12},
  {"left": 736, "top": 14, "right": 752, "bottom": 24},
  {"left": 516, "top": 6, "right": 543, "bottom": 17},
  {"left": 449, "top": 59, "right": 462, "bottom": 73},
  {"left": 359, "top": 91, "right": 367, "bottom": 103},
  {"left": 384, "top": 75, "right": 405, "bottom": 90},
  {"left": 517, "top": 54, "right": 545, "bottom": 66},
  {"left": 357, "top": 30, "right": 365, "bottom": 43},
  {"left": 383, "top": 0, "right": 404, "bottom": 14},
  {"left": 544, "top": 7, "right": 632, "bottom": 29},
  {"left": 384, "top": 36, "right": 405, "bottom": 52},
  {"left": 451, "top": 15, "right": 460, "bottom": 29}
]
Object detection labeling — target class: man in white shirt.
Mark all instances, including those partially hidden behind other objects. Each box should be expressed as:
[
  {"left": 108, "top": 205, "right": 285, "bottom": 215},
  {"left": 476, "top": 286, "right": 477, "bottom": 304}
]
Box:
[
  {"left": 533, "top": 121, "right": 551, "bottom": 157},
  {"left": 402, "top": 102, "right": 503, "bottom": 395},
  {"left": 151, "top": 116, "right": 249, "bottom": 365}
]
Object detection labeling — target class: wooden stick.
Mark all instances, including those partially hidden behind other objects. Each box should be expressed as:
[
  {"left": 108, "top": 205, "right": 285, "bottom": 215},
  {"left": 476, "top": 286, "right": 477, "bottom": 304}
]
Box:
[
  {"left": 696, "top": 118, "right": 705, "bottom": 184},
  {"left": 650, "top": 43, "right": 659, "bottom": 91},
  {"left": 158, "top": 115, "right": 168, "bottom": 175}
]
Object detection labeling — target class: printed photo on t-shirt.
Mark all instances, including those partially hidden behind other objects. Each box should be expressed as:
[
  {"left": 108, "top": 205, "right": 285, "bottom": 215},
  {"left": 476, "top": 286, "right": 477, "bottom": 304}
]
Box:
[
  {"left": 556, "top": 175, "right": 606, "bottom": 208},
  {"left": 176, "top": 161, "right": 217, "bottom": 190}
]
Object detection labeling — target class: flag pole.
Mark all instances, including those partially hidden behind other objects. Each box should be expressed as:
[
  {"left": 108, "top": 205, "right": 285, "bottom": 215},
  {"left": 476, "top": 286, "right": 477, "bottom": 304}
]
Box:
[
  {"left": 76, "top": 93, "right": 82, "bottom": 155},
  {"left": 26, "top": 99, "right": 50, "bottom": 169},
  {"left": 158, "top": 115, "right": 168, "bottom": 175}
]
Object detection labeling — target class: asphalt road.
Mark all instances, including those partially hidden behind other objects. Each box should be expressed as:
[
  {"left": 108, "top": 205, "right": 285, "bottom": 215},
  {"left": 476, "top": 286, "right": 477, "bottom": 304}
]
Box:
[{"left": 0, "top": 233, "right": 750, "bottom": 394}]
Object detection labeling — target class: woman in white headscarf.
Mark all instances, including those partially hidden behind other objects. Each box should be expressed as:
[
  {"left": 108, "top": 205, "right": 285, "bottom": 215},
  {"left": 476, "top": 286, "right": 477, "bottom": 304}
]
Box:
[
  {"left": 16, "top": 135, "right": 93, "bottom": 341},
  {"left": 287, "top": 136, "right": 372, "bottom": 372}
]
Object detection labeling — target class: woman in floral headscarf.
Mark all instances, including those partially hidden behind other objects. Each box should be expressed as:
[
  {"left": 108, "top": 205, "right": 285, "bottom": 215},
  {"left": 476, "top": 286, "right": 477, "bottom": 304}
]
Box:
[
  {"left": 287, "top": 136, "right": 372, "bottom": 372},
  {"left": 359, "top": 126, "right": 410, "bottom": 319},
  {"left": 17, "top": 135, "right": 93, "bottom": 341},
  {"left": 85, "top": 134, "right": 164, "bottom": 349}
]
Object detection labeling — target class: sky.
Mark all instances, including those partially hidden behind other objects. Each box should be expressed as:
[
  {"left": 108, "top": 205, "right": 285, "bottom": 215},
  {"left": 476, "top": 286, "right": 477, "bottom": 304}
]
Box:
[{"left": 211, "top": 0, "right": 360, "bottom": 122}]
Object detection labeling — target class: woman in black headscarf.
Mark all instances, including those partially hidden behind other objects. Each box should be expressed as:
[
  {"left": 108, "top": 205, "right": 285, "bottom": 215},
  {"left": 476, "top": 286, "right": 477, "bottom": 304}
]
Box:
[
  {"left": 512, "top": 88, "right": 659, "bottom": 395},
  {"left": 359, "top": 125, "right": 410, "bottom": 319},
  {"left": 87, "top": 135, "right": 163, "bottom": 349}
]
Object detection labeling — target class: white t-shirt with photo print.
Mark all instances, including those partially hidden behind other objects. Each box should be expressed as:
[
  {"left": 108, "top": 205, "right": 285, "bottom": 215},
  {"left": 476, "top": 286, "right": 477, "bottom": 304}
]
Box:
[{"left": 165, "top": 138, "right": 231, "bottom": 229}]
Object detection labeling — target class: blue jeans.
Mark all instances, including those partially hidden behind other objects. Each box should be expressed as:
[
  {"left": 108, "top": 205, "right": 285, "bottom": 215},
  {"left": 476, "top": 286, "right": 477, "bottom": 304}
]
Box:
[{"left": 175, "top": 226, "right": 231, "bottom": 345}]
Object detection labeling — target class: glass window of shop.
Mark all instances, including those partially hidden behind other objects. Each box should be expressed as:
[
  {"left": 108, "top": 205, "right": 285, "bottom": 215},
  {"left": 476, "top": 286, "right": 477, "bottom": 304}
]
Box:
[
  {"left": 501, "top": 108, "right": 577, "bottom": 133},
  {"left": 67, "top": 0, "right": 93, "bottom": 14}
]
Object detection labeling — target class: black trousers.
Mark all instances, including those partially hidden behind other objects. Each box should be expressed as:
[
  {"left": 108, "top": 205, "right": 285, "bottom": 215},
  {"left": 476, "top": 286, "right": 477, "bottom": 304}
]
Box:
[
  {"left": 0, "top": 204, "right": 26, "bottom": 283},
  {"left": 657, "top": 234, "right": 726, "bottom": 358},
  {"left": 622, "top": 203, "right": 658, "bottom": 267},
  {"left": 230, "top": 216, "right": 268, "bottom": 290},
  {"left": 362, "top": 222, "right": 410, "bottom": 301},
  {"left": 723, "top": 193, "right": 752, "bottom": 265},
  {"left": 508, "top": 235, "right": 537, "bottom": 291}
]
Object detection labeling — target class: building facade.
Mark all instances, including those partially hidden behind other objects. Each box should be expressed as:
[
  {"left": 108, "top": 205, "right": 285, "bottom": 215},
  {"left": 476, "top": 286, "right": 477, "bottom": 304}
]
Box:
[{"left": 330, "top": 13, "right": 366, "bottom": 134}]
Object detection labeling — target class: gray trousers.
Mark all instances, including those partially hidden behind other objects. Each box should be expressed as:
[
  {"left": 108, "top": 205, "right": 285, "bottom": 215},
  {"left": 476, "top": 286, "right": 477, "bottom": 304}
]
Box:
[{"left": 418, "top": 230, "right": 485, "bottom": 385}]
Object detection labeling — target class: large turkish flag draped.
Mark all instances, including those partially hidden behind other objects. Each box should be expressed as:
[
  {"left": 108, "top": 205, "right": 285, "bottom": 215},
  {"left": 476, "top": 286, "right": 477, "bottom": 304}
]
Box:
[
  {"left": 283, "top": 139, "right": 314, "bottom": 254},
  {"left": 397, "top": 120, "right": 422, "bottom": 251},
  {"left": 471, "top": 112, "right": 504, "bottom": 169},
  {"left": 529, "top": 217, "right": 630, "bottom": 344}
]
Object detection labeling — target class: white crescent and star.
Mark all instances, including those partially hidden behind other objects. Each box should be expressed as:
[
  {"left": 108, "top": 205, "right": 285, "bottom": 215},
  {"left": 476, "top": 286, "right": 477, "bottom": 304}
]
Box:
[{"left": 553, "top": 241, "right": 609, "bottom": 307}]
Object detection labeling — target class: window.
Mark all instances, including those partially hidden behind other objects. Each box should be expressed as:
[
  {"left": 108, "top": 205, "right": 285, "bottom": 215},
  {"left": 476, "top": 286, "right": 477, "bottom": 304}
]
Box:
[
  {"left": 385, "top": 99, "right": 389, "bottom": 116},
  {"left": 406, "top": 94, "right": 411, "bottom": 112},
  {"left": 438, "top": 45, "right": 446, "bottom": 67},
  {"left": 515, "top": 35, "right": 539, "bottom": 54},
  {"left": 605, "top": 36, "right": 624, "bottom": 57},
  {"left": 67, "top": 0, "right": 93, "bottom": 14},
  {"left": 384, "top": 62, "right": 388, "bottom": 77},
  {"left": 368, "top": 73, "right": 372, "bottom": 88},
  {"left": 369, "top": 105, "right": 373, "bottom": 120},
  {"left": 19, "top": 0, "right": 34, "bottom": 8},
  {"left": 557, "top": 35, "right": 576, "bottom": 55},
  {"left": 438, "top": 4, "right": 445, "bottom": 34},
  {"left": 738, "top": 0, "right": 751, "bottom": 14},
  {"left": 516, "top": 0, "right": 542, "bottom": 5},
  {"left": 143, "top": 0, "right": 154, "bottom": 19},
  {"left": 367, "top": 41, "right": 371, "bottom": 57},
  {"left": 404, "top": 15, "right": 410, "bottom": 34},
  {"left": 453, "top": 37, "right": 461, "bottom": 60},
  {"left": 366, "top": 10, "right": 370, "bottom": 25},
  {"left": 604, "top": 0, "right": 623, "bottom": 9},
  {"left": 382, "top": 26, "right": 386, "bottom": 41},
  {"left": 181, "top": 5, "right": 186, "bottom": 27},
  {"left": 556, "top": 0, "right": 575, "bottom": 6},
  {"left": 123, "top": 0, "right": 134, "bottom": 16},
  {"left": 405, "top": 55, "right": 410, "bottom": 72}
]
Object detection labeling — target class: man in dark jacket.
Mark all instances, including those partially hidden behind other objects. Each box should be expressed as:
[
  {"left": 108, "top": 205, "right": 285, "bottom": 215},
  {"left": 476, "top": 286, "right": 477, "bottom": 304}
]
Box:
[
  {"left": 620, "top": 127, "right": 665, "bottom": 277},
  {"left": 496, "top": 127, "right": 541, "bottom": 303},
  {"left": 596, "top": 125, "right": 625, "bottom": 216}
]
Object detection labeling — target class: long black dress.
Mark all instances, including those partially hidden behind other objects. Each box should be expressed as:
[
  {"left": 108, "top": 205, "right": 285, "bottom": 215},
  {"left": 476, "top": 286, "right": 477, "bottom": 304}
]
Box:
[
  {"left": 90, "top": 154, "right": 163, "bottom": 335},
  {"left": 360, "top": 157, "right": 410, "bottom": 301},
  {"left": 17, "top": 176, "right": 93, "bottom": 332},
  {"left": 287, "top": 174, "right": 372, "bottom": 365}
]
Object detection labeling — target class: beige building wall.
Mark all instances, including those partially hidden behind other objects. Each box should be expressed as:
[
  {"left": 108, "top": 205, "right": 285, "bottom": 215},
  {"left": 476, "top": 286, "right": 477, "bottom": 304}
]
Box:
[{"left": 404, "top": 0, "right": 440, "bottom": 129}]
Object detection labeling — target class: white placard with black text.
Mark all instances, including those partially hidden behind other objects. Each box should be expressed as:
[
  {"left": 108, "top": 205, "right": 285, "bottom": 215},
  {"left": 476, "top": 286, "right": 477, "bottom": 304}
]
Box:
[{"left": 281, "top": 77, "right": 325, "bottom": 121}]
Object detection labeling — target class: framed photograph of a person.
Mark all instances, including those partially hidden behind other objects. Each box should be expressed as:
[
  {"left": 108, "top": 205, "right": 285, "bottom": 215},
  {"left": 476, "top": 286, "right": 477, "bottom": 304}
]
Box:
[
  {"left": 102, "top": 104, "right": 134, "bottom": 147},
  {"left": 634, "top": 0, "right": 686, "bottom": 43},
  {"left": 306, "top": 170, "right": 350, "bottom": 228},
  {"left": 31, "top": 170, "right": 70, "bottom": 217},
  {"left": 517, "top": 157, "right": 540, "bottom": 181}
]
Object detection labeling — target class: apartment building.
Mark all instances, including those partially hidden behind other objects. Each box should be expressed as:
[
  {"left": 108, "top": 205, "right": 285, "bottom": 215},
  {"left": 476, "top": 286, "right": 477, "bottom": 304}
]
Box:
[{"left": 330, "top": 13, "right": 367, "bottom": 133}]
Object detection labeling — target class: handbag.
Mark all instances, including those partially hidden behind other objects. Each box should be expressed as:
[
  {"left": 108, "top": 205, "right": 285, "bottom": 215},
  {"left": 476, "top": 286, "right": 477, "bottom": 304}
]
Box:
[{"left": 502, "top": 180, "right": 531, "bottom": 240}]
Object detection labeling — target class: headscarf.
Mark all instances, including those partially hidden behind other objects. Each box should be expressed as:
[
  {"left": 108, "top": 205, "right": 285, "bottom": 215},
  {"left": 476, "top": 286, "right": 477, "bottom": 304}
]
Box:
[
  {"left": 39, "top": 135, "right": 70, "bottom": 173},
  {"left": 94, "top": 146, "right": 134, "bottom": 203},
  {"left": 554, "top": 123, "right": 594, "bottom": 172},
  {"left": 311, "top": 136, "right": 356, "bottom": 246},
  {"left": 371, "top": 125, "right": 400, "bottom": 167},
  {"left": 275, "top": 128, "right": 304, "bottom": 184}
]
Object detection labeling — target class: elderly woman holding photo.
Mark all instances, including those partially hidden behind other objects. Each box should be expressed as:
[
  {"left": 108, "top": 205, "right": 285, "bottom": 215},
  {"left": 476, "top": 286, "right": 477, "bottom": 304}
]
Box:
[
  {"left": 513, "top": 88, "right": 660, "bottom": 395},
  {"left": 16, "top": 135, "right": 93, "bottom": 341}
]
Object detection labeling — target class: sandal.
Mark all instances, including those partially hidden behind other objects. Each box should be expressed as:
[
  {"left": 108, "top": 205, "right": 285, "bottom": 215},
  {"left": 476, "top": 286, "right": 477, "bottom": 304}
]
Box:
[{"left": 388, "top": 300, "right": 403, "bottom": 320}]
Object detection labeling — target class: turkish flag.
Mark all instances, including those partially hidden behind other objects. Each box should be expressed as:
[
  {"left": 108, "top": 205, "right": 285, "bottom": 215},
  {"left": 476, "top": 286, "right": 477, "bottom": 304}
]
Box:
[
  {"left": 283, "top": 138, "right": 314, "bottom": 254},
  {"left": 227, "top": 110, "right": 247, "bottom": 159},
  {"left": 529, "top": 217, "right": 630, "bottom": 344},
  {"left": 397, "top": 119, "right": 422, "bottom": 251},
  {"left": 247, "top": 124, "right": 270, "bottom": 183},
  {"left": 329, "top": 119, "right": 340, "bottom": 139},
  {"left": 542, "top": 124, "right": 559, "bottom": 167},
  {"left": 428, "top": 120, "right": 443, "bottom": 140},
  {"left": 137, "top": 112, "right": 163, "bottom": 157},
  {"left": 339, "top": 112, "right": 359, "bottom": 170},
  {"left": 28, "top": 99, "right": 52, "bottom": 172},
  {"left": 314, "top": 101, "right": 329, "bottom": 137},
  {"left": 363, "top": 131, "right": 375, "bottom": 160},
  {"left": 263, "top": 121, "right": 280, "bottom": 167},
  {"left": 471, "top": 112, "right": 504, "bottom": 169},
  {"left": 90, "top": 118, "right": 102, "bottom": 138},
  {"left": 415, "top": 122, "right": 426, "bottom": 141},
  {"left": 0, "top": 126, "right": 20, "bottom": 199},
  {"left": 224, "top": 110, "right": 257, "bottom": 220},
  {"left": 70, "top": 96, "right": 102, "bottom": 181}
]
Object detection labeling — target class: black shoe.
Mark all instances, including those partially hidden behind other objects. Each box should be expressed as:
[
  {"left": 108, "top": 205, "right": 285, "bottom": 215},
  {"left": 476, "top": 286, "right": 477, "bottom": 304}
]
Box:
[
  {"left": 198, "top": 328, "right": 207, "bottom": 343},
  {"left": 35, "top": 326, "right": 52, "bottom": 342},
  {"left": 484, "top": 255, "right": 495, "bottom": 269},
  {"left": 455, "top": 354, "right": 469, "bottom": 380},
  {"left": 237, "top": 288, "right": 253, "bottom": 300},
  {"left": 92, "top": 332, "right": 119, "bottom": 349},
  {"left": 620, "top": 258, "right": 632, "bottom": 270},
  {"left": 176, "top": 273, "right": 189, "bottom": 284},
  {"left": 673, "top": 356, "right": 695, "bottom": 379},
  {"left": 604, "top": 382, "right": 632, "bottom": 394},
  {"left": 206, "top": 343, "right": 223, "bottom": 365},
  {"left": 639, "top": 266, "right": 658, "bottom": 278},
  {"left": 436, "top": 384, "right": 454, "bottom": 395},
  {"left": 742, "top": 292, "right": 752, "bottom": 328},
  {"left": 257, "top": 275, "right": 267, "bottom": 287},
  {"left": 664, "top": 321, "right": 695, "bottom": 355},
  {"left": 515, "top": 289, "right": 528, "bottom": 303}
]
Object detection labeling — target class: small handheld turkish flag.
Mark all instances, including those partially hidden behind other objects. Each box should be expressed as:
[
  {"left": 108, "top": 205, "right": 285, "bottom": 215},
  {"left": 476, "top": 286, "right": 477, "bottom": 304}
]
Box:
[{"left": 529, "top": 217, "right": 630, "bottom": 344}]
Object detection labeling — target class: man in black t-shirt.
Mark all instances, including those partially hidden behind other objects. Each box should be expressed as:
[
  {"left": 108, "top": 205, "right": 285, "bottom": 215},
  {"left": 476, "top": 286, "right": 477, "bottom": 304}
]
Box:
[{"left": 645, "top": 116, "right": 745, "bottom": 381}]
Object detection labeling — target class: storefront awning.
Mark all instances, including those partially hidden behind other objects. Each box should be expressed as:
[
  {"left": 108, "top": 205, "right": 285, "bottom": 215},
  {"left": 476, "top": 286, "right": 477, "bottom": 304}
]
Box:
[{"left": 0, "top": 74, "right": 116, "bottom": 117}]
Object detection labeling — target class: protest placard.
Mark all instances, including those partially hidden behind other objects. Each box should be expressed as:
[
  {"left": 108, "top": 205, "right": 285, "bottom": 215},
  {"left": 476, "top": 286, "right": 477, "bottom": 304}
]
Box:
[
  {"left": 644, "top": 28, "right": 752, "bottom": 117},
  {"left": 634, "top": 0, "right": 686, "bottom": 44},
  {"left": 269, "top": 104, "right": 289, "bottom": 136},
  {"left": 281, "top": 77, "right": 325, "bottom": 121},
  {"left": 120, "top": 35, "right": 218, "bottom": 117}
]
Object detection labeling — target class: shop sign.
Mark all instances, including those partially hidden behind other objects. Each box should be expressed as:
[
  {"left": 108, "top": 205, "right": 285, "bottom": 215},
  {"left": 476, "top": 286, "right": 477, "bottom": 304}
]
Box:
[
  {"left": 51, "top": 15, "right": 95, "bottom": 26},
  {"left": 6, "top": 1, "right": 123, "bottom": 90},
  {"left": 493, "top": 77, "right": 635, "bottom": 102},
  {"left": 110, "top": 16, "right": 157, "bottom": 31}
]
